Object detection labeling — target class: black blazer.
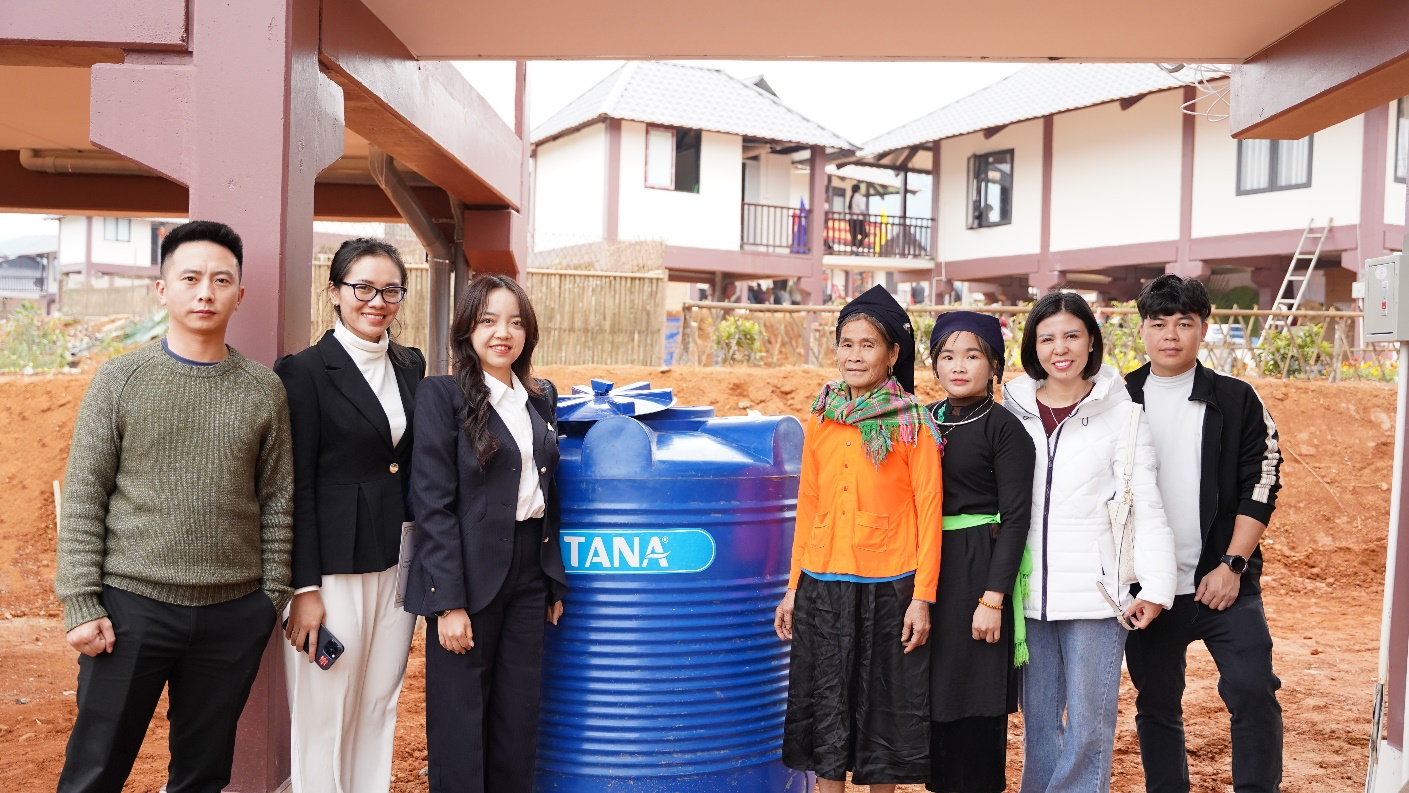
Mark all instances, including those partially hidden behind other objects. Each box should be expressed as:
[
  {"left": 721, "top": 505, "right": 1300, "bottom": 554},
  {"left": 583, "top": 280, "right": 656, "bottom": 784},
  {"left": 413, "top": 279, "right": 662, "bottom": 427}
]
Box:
[
  {"left": 275, "top": 330, "right": 426, "bottom": 590},
  {"left": 404, "top": 374, "right": 567, "bottom": 617}
]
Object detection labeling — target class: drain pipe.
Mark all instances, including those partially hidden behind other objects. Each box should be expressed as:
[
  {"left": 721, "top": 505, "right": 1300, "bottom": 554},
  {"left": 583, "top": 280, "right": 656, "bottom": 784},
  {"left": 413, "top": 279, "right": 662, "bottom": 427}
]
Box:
[
  {"left": 368, "top": 146, "right": 454, "bottom": 376},
  {"left": 20, "top": 148, "right": 151, "bottom": 175}
]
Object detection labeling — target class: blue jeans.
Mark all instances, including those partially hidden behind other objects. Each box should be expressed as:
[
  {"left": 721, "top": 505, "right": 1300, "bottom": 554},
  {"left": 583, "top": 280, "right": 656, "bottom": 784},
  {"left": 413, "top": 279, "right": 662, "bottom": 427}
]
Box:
[{"left": 1019, "top": 618, "right": 1127, "bottom": 793}]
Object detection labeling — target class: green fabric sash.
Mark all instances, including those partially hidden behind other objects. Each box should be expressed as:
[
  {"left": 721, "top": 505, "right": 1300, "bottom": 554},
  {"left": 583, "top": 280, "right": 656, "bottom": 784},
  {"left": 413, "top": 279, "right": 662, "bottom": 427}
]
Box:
[{"left": 942, "top": 513, "right": 1030, "bottom": 668}]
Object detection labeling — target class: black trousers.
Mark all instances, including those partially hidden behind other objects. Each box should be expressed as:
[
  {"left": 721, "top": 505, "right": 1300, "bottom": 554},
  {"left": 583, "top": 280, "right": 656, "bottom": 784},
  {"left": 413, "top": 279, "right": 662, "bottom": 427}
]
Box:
[
  {"left": 425, "top": 519, "right": 550, "bottom": 793},
  {"left": 57, "top": 586, "right": 276, "bottom": 793},
  {"left": 1125, "top": 592, "right": 1283, "bottom": 793}
]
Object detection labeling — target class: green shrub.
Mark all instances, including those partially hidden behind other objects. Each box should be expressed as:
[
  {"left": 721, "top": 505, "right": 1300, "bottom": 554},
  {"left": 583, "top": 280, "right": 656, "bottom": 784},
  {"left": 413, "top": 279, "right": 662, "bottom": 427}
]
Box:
[
  {"left": 910, "top": 314, "right": 935, "bottom": 367},
  {"left": 1256, "top": 323, "right": 1332, "bottom": 378},
  {"left": 713, "top": 316, "right": 765, "bottom": 365},
  {"left": 0, "top": 302, "right": 70, "bottom": 372},
  {"left": 1101, "top": 300, "right": 1145, "bottom": 373}
]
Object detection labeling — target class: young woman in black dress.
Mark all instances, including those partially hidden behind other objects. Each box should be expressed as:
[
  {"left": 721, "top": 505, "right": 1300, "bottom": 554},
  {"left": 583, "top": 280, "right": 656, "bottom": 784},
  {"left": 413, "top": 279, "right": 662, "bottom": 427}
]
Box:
[{"left": 925, "top": 312, "right": 1037, "bottom": 793}]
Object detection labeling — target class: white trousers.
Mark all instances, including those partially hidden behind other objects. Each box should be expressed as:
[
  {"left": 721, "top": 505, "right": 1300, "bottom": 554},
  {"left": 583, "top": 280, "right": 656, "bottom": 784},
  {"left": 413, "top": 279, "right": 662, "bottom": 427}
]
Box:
[{"left": 285, "top": 566, "right": 416, "bottom": 793}]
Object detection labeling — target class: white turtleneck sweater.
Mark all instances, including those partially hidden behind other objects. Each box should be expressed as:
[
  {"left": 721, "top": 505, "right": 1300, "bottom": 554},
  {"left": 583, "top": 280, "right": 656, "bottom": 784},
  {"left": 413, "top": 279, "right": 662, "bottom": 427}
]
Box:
[
  {"left": 333, "top": 321, "right": 407, "bottom": 447},
  {"left": 1142, "top": 365, "right": 1205, "bottom": 595}
]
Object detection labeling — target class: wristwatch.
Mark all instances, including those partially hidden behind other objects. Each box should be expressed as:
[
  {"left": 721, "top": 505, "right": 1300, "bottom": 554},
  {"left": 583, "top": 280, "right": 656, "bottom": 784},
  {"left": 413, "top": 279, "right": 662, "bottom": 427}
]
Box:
[{"left": 1220, "top": 554, "right": 1249, "bottom": 575}]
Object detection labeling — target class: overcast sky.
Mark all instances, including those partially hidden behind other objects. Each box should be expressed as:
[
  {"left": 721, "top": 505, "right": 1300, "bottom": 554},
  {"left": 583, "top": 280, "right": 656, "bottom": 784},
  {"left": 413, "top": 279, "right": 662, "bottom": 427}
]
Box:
[{"left": 0, "top": 61, "right": 1024, "bottom": 242}]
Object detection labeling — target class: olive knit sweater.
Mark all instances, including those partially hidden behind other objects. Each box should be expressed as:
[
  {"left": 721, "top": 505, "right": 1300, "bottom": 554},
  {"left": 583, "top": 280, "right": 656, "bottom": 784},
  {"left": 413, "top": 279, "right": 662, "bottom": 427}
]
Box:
[{"left": 55, "top": 341, "right": 295, "bottom": 631}]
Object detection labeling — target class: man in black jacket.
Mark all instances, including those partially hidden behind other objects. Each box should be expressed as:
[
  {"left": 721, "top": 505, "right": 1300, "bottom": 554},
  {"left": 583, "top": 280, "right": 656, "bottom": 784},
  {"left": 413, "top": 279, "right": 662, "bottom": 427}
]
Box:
[{"left": 1125, "top": 274, "right": 1284, "bottom": 793}]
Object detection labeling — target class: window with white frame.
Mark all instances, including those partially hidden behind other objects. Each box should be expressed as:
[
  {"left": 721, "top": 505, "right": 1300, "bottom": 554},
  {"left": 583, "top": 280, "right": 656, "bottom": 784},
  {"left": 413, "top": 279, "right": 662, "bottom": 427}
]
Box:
[
  {"left": 1237, "top": 136, "right": 1313, "bottom": 194},
  {"left": 644, "top": 125, "right": 701, "bottom": 193},
  {"left": 968, "top": 150, "right": 1013, "bottom": 228},
  {"left": 102, "top": 217, "right": 132, "bottom": 242},
  {"left": 1396, "top": 97, "right": 1407, "bottom": 184}
]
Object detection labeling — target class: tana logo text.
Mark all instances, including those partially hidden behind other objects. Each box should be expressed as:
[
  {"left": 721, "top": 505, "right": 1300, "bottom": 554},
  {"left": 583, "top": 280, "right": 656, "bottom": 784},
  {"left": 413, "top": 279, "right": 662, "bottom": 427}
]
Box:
[{"left": 560, "top": 529, "right": 716, "bottom": 574}]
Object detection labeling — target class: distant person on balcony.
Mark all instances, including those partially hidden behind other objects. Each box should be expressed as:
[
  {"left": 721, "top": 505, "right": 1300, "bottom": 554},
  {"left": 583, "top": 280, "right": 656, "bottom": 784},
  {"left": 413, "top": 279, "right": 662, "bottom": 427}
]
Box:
[
  {"left": 924, "top": 312, "right": 1035, "bottom": 793},
  {"left": 275, "top": 238, "right": 426, "bottom": 793},
  {"left": 1124, "top": 275, "right": 1284, "bottom": 793},
  {"left": 849, "top": 184, "right": 870, "bottom": 248},
  {"left": 775, "top": 285, "right": 942, "bottom": 793},
  {"left": 54, "top": 220, "right": 294, "bottom": 793}
]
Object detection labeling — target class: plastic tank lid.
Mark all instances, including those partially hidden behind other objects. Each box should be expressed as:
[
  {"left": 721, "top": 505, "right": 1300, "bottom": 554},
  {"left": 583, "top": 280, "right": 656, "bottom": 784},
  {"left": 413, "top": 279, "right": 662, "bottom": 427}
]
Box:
[{"left": 556, "top": 379, "right": 676, "bottom": 423}]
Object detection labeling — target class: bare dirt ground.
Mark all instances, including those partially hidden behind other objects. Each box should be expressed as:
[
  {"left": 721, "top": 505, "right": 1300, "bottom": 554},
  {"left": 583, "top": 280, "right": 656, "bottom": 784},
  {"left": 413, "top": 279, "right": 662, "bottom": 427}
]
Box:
[{"left": 0, "top": 365, "right": 1393, "bottom": 792}]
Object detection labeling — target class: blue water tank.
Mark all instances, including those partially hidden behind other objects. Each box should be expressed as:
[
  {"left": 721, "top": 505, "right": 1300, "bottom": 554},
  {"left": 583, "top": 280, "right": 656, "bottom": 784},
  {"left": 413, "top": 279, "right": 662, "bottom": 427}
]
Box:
[{"left": 535, "top": 380, "right": 808, "bottom": 793}]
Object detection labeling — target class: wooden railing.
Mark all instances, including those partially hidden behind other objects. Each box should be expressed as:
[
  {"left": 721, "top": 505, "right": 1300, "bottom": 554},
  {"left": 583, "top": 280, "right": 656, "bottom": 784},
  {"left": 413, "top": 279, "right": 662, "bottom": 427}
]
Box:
[
  {"left": 741, "top": 202, "right": 810, "bottom": 254},
  {"left": 678, "top": 302, "right": 1397, "bottom": 382},
  {"left": 823, "top": 211, "right": 932, "bottom": 258}
]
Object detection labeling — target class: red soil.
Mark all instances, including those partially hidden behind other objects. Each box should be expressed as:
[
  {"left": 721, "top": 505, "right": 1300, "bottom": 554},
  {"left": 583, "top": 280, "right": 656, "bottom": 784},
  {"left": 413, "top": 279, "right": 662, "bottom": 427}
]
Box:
[{"left": 0, "top": 366, "right": 1394, "bottom": 792}]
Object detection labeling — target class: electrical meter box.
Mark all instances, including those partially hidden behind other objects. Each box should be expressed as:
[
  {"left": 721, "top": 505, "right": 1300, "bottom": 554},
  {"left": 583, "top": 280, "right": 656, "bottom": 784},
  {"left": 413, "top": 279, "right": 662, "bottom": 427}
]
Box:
[{"left": 1363, "top": 254, "right": 1409, "bottom": 342}]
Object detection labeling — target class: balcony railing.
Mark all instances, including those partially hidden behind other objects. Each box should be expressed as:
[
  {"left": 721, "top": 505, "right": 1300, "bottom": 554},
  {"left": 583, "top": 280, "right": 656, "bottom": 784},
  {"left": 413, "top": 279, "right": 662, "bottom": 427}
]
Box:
[
  {"left": 738, "top": 204, "right": 933, "bottom": 259},
  {"left": 741, "top": 202, "right": 810, "bottom": 254},
  {"left": 824, "top": 211, "right": 931, "bottom": 259}
]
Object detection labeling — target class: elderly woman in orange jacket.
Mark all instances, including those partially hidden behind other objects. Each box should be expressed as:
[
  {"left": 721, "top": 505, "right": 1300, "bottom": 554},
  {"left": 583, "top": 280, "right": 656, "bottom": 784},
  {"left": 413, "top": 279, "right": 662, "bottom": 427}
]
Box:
[{"left": 775, "top": 285, "right": 944, "bottom": 793}]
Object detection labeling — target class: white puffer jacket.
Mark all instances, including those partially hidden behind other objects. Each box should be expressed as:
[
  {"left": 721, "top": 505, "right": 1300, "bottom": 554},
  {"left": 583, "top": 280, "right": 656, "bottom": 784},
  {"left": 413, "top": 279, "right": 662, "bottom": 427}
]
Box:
[{"left": 1002, "top": 364, "right": 1176, "bottom": 621}]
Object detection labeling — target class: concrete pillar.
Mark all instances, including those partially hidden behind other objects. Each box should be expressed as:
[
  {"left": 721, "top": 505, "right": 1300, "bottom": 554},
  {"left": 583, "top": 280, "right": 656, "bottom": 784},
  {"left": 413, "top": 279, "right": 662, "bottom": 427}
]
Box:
[
  {"left": 1250, "top": 268, "right": 1286, "bottom": 309},
  {"left": 90, "top": 2, "right": 341, "bottom": 789},
  {"left": 1166, "top": 259, "right": 1211, "bottom": 280},
  {"left": 1029, "top": 270, "right": 1066, "bottom": 294},
  {"left": 799, "top": 145, "right": 828, "bottom": 305}
]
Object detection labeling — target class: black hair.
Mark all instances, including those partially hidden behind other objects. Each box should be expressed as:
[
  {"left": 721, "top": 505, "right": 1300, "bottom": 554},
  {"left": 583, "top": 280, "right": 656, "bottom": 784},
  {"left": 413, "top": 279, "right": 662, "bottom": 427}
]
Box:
[
  {"left": 160, "top": 220, "right": 243, "bottom": 276},
  {"left": 450, "top": 274, "right": 541, "bottom": 470},
  {"left": 329, "top": 237, "right": 414, "bottom": 366},
  {"left": 1020, "top": 291, "right": 1104, "bottom": 380},
  {"left": 836, "top": 311, "right": 896, "bottom": 348},
  {"left": 931, "top": 329, "right": 1005, "bottom": 388},
  {"left": 1135, "top": 274, "right": 1212, "bottom": 321},
  {"left": 850, "top": 184, "right": 861, "bottom": 193}
]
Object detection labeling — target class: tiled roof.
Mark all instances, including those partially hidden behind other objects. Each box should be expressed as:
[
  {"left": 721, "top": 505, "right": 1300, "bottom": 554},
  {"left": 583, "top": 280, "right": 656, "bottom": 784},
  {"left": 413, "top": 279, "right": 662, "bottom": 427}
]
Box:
[
  {"left": 860, "top": 63, "right": 1190, "bottom": 157},
  {"left": 532, "top": 61, "right": 856, "bottom": 151}
]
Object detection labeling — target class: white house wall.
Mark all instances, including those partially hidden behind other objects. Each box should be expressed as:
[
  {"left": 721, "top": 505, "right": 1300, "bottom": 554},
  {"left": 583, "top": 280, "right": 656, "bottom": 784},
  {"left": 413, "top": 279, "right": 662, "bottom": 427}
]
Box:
[
  {"left": 759, "top": 153, "right": 793, "bottom": 208},
  {"left": 1050, "top": 91, "right": 1182, "bottom": 251},
  {"left": 532, "top": 123, "right": 606, "bottom": 244},
  {"left": 1387, "top": 102, "right": 1407, "bottom": 230},
  {"left": 90, "top": 219, "right": 153, "bottom": 266},
  {"left": 1191, "top": 99, "right": 1363, "bottom": 238},
  {"left": 937, "top": 120, "right": 1043, "bottom": 263},
  {"left": 57, "top": 216, "right": 86, "bottom": 266},
  {"left": 617, "top": 121, "right": 742, "bottom": 249}
]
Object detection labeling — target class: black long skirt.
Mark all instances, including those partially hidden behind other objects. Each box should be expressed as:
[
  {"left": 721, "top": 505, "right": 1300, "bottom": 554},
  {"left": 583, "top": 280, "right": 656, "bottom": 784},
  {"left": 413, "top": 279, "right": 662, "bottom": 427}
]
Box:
[
  {"left": 781, "top": 572, "right": 930, "bottom": 785},
  {"left": 928, "top": 716, "right": 1008, "bottom": 793}
]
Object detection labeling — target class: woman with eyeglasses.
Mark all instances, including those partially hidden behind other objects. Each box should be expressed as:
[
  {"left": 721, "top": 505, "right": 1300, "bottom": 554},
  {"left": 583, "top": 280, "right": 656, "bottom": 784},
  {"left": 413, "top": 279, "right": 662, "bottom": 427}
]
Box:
[{"left": 274, "top": 238, "right": 425, "bottom": 793}]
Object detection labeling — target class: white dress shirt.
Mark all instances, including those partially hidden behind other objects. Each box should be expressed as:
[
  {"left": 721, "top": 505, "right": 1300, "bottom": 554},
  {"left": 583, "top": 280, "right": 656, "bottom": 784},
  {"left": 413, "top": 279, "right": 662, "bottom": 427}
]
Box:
[{"left": 484, "top": 372, "right": 546, "bottom": 521}]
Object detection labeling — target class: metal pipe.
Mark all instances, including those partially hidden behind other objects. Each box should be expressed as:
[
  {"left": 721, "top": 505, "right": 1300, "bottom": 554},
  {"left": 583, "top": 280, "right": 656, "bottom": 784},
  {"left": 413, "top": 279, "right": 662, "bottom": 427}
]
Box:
[
  {"left": 369, "top": 146, "right": 453, "bottom": 375},
  {"left": 19, "top": 148, "right": 150, "bottom": 175}
]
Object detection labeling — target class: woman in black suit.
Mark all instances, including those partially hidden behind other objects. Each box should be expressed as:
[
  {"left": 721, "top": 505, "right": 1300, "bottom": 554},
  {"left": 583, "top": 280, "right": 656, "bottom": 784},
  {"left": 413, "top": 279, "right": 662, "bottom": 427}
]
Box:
[
  {"left": 274, "top": 238, "right": 425, "bottom": 793},
  {"left": 405, "top": 273, "right": 567, "bottom": 793}
]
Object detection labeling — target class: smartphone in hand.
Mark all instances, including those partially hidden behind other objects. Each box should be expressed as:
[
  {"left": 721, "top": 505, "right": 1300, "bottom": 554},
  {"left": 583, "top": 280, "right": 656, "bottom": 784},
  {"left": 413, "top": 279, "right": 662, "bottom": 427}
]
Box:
[{"left": 282, "top": 618, "right": 345, "bottom": 670}]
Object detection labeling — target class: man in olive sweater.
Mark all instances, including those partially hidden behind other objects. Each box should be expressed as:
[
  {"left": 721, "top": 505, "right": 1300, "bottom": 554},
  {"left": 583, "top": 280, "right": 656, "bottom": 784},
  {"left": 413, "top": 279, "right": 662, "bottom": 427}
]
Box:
[{"left": 54, "top": 221, "right": 294, "bottom": 793}]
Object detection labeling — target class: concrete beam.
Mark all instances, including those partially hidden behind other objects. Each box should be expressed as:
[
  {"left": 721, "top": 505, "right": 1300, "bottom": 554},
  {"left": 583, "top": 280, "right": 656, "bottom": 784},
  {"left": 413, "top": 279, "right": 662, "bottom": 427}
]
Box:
[
  {"left": 1230, "top": 0, "right": 1409, "bottom": 139},
  {"left": 0, "top": 150, "right": 457, "bottom": 221},
  {"left": 0, "top": 0, "right": 186, "bottom": 49},
  {"left": 320, "top": 0, "right": 523, "bottom": 209}
]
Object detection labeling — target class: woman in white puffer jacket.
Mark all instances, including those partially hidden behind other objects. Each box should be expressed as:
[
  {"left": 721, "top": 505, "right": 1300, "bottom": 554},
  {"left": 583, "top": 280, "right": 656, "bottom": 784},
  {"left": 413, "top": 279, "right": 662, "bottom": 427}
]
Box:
[{"left": 1001, "top": 292, "right": 1176, "bottom": 793}]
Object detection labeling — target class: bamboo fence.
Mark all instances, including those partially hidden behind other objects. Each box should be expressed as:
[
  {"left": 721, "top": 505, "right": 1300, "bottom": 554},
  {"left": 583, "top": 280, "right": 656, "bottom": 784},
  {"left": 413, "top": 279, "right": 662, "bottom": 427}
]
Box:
[
  {"left": 678, "top": 302, "right": 1398, "bottom": 382},
  {"left": 58, "top": 284, "right": 164, "bottom": 318},
  {"left": 525, "top": 268, "right": 666, "bottom": 366}
]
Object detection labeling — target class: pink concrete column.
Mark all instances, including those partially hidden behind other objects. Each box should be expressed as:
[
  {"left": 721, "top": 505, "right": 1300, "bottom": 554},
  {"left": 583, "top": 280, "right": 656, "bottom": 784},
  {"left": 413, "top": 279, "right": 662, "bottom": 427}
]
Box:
[
  {"left": 1029, "top": 115, "right": 1062, "bottom": 295},
  {"left": 1249, "top": 267, "right": 1285, "bottom": 309},
  {"left": 91, "top": 0, "right": 343, "bottom": 365},
  {"left": 1166, "top": 259, "right": 1211, "bottom": 280},
  {"left": 800, "top": 145, "right": 827, "bottom": 305},
  {"left": 91, "top": 2, "right": 342, "bottom": 791}
]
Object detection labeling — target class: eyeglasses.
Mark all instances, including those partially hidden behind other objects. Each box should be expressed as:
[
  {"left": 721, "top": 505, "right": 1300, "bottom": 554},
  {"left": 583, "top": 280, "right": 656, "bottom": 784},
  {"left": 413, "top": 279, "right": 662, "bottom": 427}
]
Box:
[{"left": 338, "top": 281, "right": 408, "bottom": 304}]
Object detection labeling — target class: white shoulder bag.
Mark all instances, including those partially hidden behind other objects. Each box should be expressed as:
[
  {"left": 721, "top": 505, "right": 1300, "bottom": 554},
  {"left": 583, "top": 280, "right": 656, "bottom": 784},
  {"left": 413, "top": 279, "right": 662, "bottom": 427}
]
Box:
[{"left": 1098, "top": 402, "right": 1142, "bottom": 629}]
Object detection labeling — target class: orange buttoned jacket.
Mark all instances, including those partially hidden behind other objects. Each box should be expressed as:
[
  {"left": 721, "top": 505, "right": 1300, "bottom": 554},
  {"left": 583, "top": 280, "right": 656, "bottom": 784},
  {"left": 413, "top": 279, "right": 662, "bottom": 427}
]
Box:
[{"left": 787, "top": 416, "right": 944, "bottom": 603}]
